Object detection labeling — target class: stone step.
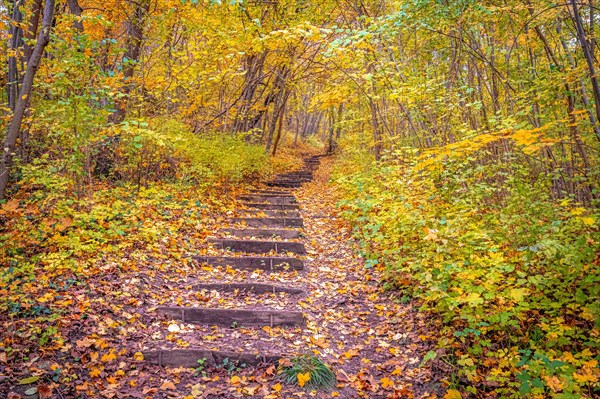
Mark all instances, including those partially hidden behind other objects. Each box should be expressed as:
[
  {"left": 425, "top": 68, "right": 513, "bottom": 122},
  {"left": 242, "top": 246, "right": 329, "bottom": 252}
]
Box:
[
  {"left": 238, "top": 195, "right": 297, "bottom": 204},
  {"left": 143, "top": 349, "right": 281, "bottom": 368},
  {"left": 220, "top": 228, "right": 302, "bottom": 239},
  {"left": 241, "top": 202, "right": 300, "bottom": 211},
  {"left": 207, "top": 238, "right": 306, "bottom": 255},
  {"left": 193, "top": 282, "right": 304, "bottom": 294},
  {"left": 231, "top": 217, "right": 303, "bottom": 228},
  {"left": 193, "top": 255, "right": 304, "bottom": 271},
  {"left": 242, "top": 209, "right": 301, "bottom": 218},
  {"left": 156, "top": 307, "right": 305, "bottom": 327}
]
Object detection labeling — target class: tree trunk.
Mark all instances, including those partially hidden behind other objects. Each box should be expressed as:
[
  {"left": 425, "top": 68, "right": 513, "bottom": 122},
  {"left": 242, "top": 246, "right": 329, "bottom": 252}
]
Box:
[
  {"left": 271, "top": 92, "right": 289, "bottom": 156},
  {"left": 7, "top": 0, "right": 24, "bottom": 113},
  {"left": 0, "top": 0, "right": 55, "bottom": 200},
  {"left": 570, "top": 0, "right": 600, "bottom": 142},
  {"left": 109, "top": 0, "right": 150, "bottom": 124},
  {"left": 66, "top": 0, "right": 84, "bottom": 31},
  {"left": 23, "top": 0, "right": 43, "bottom": 62}
]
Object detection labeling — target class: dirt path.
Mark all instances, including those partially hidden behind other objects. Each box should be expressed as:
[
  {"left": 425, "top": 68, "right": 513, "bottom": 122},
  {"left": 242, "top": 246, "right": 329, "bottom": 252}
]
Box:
[{"left": 134, "top": 157, "right": 438, "bottom": 398}]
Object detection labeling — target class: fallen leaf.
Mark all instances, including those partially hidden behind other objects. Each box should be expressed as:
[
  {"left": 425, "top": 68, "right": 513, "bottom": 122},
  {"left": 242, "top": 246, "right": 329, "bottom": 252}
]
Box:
[
  {"left": 381, "top": 377, "right": 394, "bottom": 390},
  {"left": 38, "top": 384, "right": 53, "bottom": 399},
  {"left": 242, "top": 385, "right": 260, "bottom": 395},
  {"left": 310, "top": 335, "right": 329, "bottom": 348},
  {"left": 18, "top": 376, "right": 40, "bottom": 385},
  {"left": 101, "top": 351, "right": 116, "bottom": 363},
  {"left": 90, "top": 367, "right": 102, "bottom": 378},
  {"left": 444, "top": 389, "right": 462, "bottom": 399},
  {"left": 160, "top": 381, "right": 177, "bottom": 390},
  {"left": 297, "top": 372, "right": 310, "bottom": 387},
  {"left": 1, "top": 199, "right": 20, "bottom": 213},
  {"left": 343, "top": 348, "right": 360, "bottom": 359}
]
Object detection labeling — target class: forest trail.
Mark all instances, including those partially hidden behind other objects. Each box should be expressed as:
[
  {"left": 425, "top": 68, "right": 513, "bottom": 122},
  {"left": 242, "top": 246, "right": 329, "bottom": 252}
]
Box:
[
  {"left": 125, "top": 157, "right": 437, "bottom": 398},
  {"left": 2, "top": 157, "right": 439, "bottom": 399}
]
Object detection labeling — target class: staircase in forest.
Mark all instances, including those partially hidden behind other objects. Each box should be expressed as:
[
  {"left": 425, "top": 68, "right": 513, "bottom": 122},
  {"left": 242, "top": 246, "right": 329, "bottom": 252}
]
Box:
[{"left": 142, "top": 155, "right": 323, "bottom": 369}]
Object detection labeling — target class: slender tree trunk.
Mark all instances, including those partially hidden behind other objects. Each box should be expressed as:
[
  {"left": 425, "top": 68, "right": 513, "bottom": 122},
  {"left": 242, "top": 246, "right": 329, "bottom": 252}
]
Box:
[
  {"left": 570, "top": 0, "right": 600, "bottom": 142},
  {"left": 0, "top": 0, "right": 55, "bottom": 200},
  {"left": 66, "top": 0, "right": 84, "bottom": 31},
  {"left": 109, "top": 0, "right": 150, "bottom": 123},
  {"left": 23, "top": 0, "right": 43, "bottom": 64},
  {"left": 7, "top": 0, "right": 24, "bottom": 113},
  {"left": 271, "top": 92, "right": 289, "bottom": 156}
]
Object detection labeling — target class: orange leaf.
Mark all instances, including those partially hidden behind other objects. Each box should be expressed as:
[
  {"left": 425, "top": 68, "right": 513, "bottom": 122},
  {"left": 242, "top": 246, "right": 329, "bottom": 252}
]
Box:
[
  {"left": 1, "top": 199, "right": 20, "bottom": 214},
  {"left": 101, "top": 351, "right": 116, "bottom": 363},
  {"left": 343, "top": 348, "right": 359, "bottom": 359},
  {"left": 297, "top": 372, "right": 310, "bottom": 387},
  {"left": 381, "top": 377, "right": 394, "bottom": 390},
  {"left": 89, "top": 368, "right": 102, "bottom": 378},
  {"left": 310, "top": 336, "right": 329, "bottom": 349},
  {"left": 160, "top": 381, "right": 177, "bottom": 390}
]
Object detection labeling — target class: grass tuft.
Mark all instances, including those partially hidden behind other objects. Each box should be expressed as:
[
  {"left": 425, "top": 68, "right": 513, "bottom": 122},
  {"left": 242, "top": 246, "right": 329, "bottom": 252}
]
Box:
[{"left": 279, "top": 354, "right": 336, "bottom": 391}]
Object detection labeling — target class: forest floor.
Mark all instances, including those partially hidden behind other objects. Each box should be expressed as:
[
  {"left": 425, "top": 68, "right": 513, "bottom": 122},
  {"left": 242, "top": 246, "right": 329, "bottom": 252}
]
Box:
[{"left": 2, "top": 158, "right": 441, "bottom": 399}]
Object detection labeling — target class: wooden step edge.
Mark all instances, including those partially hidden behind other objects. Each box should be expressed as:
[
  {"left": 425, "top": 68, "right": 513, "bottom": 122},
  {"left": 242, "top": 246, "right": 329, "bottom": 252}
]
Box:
[
  {"left": 207, "top": 238, "right": 305, "bottom": 245},
  {"left": 143, "top": 349, "right": 282, "bottom": 368},
  {"left": 219, "top": 228, "right": 302, "bottom": 239},
  {"left": 240, "top": 202, "right": 301, "bottom": 210},
  {"left": 240, "top": 210, "right": 301, "bottom": 216},
  {"left": 239, "top": 193, "right": 297, "bottom": 198},
  {"left": 155, "top": 307, "right": 306, "bottom": 327},
  {"left": 206, "top": 238, "right": 307, "bottom": 255},
  {"left": 231, "top": 217, "right": 304, "bottom": 228},
  {"left": 192, "top": 255, "right": 304, "bottom": 271},
  {"left": 193, "top": 282, "right": 305, "bottom": 295}
]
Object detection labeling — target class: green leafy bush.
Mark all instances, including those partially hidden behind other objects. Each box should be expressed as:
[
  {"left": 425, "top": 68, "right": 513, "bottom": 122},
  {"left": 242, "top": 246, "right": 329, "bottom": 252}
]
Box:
[
  {"left": 114, "top": 118, "right": 269, "bottom": 185},
  {"left": 333, "top": 149, "right": 600, "bottom": 398}
]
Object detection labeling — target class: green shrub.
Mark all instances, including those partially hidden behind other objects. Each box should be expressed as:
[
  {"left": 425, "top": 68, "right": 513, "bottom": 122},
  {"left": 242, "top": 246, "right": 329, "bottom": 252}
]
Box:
[
  {"left": 333, "top": 148, "right": 600, "bottom": 398},
  {"left": 114, "top": 118, "right": 269, "bottom": 185}
]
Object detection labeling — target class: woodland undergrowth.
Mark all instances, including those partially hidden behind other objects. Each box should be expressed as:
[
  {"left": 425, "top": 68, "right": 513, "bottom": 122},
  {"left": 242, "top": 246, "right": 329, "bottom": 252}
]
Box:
[{"left": 333, "top": 144, "right": 600, "bottom": 398}]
